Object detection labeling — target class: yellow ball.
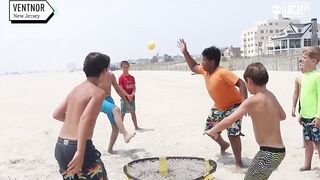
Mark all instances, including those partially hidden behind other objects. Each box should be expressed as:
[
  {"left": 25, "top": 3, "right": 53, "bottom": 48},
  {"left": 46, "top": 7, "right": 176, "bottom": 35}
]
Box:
[{"left": 147, "top": 41, "right": 156, "bottom": 50}]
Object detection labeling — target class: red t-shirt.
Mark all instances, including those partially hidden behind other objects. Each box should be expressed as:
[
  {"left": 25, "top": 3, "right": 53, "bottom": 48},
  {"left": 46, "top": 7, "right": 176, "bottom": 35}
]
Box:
[{"left": 118, "top": 74, "right": 136, "bottom": 100}]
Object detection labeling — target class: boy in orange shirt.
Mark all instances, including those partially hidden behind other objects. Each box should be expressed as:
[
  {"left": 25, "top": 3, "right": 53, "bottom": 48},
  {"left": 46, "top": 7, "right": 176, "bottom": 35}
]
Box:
[{"left": 178, "top": 39, "right": 247, "bottom": 168}]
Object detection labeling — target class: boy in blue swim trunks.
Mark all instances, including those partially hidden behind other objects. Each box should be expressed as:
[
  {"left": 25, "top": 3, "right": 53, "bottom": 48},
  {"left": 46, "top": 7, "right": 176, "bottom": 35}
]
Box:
[
  {"left": 298, "top": 47, "right": 320, "bottom": 172},
  {"left": 206, "top": 62, "right": 287, "bottom": 179},
  {"left": 99, "top": 71, "right": 136, "bottom": 153},
  {"left": 53, "top": 52, "right": 110, "bottom": 179}
]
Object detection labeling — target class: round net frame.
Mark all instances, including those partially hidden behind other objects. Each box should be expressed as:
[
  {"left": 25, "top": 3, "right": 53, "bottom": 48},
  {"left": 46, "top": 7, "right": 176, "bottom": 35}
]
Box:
[{"left": 123, "top": 156, "right": 217, "bottom": 180}]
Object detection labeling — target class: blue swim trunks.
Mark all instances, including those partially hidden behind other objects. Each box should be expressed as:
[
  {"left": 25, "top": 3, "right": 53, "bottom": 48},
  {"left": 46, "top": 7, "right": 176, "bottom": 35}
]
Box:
[{"left": 100, "top": 96, "right": 116, "bottom": 124}]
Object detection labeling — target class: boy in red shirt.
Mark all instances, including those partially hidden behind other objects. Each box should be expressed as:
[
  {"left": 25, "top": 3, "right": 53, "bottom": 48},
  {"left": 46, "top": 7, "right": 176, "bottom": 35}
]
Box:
[{"left": 119, "top": 61, "right": 141, "bottom": 130}]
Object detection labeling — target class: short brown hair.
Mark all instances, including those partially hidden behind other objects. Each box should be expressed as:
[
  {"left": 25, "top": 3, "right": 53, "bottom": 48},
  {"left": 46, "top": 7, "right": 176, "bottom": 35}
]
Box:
[
  {"left": 303, "top": 47, "right": 320, "bottom": 64},
  {"left": 243, "top": 62, "right": 269, "bottom": 86},
  {"left": 83, "top": 52, "right": 110, "bottom": 77},
  {"left": 120, "top": 60, "right": 129, "bottom": 67}
]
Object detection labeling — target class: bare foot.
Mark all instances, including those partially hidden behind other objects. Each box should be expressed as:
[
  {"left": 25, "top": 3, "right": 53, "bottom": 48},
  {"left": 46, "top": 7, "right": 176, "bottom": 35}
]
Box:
[
  {"left": 123, "top": 132, "right": 136, "bottom": 143},
  {"left": 299, "top": 166, "right": 311, "bottom": 171},
  {"left": 135, "top": 127, "right": 143, "bottom": 131},
  {"left": 220, "top": 142, "right": 230, "bottom": 155},
  {"left": 235, "top": 162, "right": 245, "bottom": 168},
  {"left": 107, "top": 148, "right": 114, "bottom": 154}
]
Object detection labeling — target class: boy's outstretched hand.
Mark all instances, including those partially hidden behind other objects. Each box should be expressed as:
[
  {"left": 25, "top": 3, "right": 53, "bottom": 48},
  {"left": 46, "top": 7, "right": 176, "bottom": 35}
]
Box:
[
  {"left": 67, "top": 151, "right": 84, "bottom": 175},
  {"left": 177, "top": 39, "right": 188, "bottom": 54},
  {"left": 312, "top": 118, "right": 320, "bottom": 128}
]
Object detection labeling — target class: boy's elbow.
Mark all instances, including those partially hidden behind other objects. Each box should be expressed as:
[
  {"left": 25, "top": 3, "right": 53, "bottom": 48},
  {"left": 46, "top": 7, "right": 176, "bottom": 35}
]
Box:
[
  {"left": 280, "top": 112, "right": 286, "bottom": 121},
  {"left": 191, "top": 65, "right": 199, "bottom": 73},
  {"left": 53, "top": 112, "right": 64, "bottom": 121},
  {"left": 52, "top": 112, "right": 59, "bottom": 120}
]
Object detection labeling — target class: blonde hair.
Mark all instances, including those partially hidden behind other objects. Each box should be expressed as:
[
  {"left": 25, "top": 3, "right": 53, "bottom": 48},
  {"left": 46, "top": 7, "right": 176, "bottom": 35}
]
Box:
[{"left": 303, "top": 47, "right": 320, "bottom": 64}]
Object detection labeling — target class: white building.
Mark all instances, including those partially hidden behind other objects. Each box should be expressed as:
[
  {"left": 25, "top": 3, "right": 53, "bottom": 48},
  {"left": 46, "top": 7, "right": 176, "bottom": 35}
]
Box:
[
  {"left": 241, "top": 15, "right": 300, "bottom": 57},
  {"left": 222, "top": 46, "right": 241, "bottom": 58},
  {"left": 268, "top": 18, "right": 320, "bottom": 55}
]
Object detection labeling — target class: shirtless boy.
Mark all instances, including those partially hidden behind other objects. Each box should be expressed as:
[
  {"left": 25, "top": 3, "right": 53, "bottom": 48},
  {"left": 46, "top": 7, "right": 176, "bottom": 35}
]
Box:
[
  {"left": 99, "top": 71, "right": 136, "bottom": 153},
  {"left": 53, "top": 52, "right": 110, "bottom": 179},
  {"left": 206, "top": 62, "right": 286, "bottom": 179}
]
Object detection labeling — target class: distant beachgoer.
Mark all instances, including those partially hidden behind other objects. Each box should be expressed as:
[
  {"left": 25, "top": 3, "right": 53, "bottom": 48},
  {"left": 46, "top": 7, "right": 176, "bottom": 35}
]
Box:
[
  {"left": 100, "top": 71, "right": 136, "bottom": 154},
  {"left": 53, "top": 52, "right": 110, "bottom": 179},
  {"left": 177, "top": 39, "right": 247, "bottom": 168},
  {"left": 206, "top": 62, "right": 286, "bottom": 179},
  {"left": 118, "top": 61, "right": 142, "bottom": 130},
  {"left": 298, "top": 47, "right": 320, "bottom": 172}
]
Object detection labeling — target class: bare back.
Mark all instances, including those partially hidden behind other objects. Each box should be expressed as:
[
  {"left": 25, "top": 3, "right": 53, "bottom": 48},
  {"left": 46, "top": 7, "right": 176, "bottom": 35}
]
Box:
[
  {"left": 100, "top": 72, "right": 115, "bottom": 96},
  {"left": 59, "top": 81, "right": 105, "bottom": 140},
  {"left": 249, "top": 90, "right": 285, "bottom": 148}
]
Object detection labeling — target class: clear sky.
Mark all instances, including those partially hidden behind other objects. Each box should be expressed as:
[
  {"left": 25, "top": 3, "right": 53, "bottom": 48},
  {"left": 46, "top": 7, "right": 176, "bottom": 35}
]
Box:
[{"left": 1, "top": 0, "right": 319, "bottom": 73}]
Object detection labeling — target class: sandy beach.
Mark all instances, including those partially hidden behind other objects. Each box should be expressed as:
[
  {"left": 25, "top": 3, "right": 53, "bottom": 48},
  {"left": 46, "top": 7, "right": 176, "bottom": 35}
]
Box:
[{"left": 0, "top": 70, "right": 319, "bottom": 180}]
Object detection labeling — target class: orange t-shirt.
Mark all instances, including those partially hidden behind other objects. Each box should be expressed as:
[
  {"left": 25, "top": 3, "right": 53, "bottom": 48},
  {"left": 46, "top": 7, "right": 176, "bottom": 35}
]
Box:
[{"left": 197, "top": 66, "right": 242, "bottom": 111}]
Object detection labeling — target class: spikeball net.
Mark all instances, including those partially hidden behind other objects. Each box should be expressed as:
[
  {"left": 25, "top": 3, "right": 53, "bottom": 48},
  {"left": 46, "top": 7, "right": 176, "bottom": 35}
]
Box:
[{"left": 123, "top": 156, "right": 217, "bottom": 180}]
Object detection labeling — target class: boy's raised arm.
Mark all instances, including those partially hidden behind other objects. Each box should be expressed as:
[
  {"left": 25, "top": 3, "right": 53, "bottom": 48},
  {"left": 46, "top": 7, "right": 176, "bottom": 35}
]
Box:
[{"left": 177, "top": 39, "right": 200, "bottom": 73}]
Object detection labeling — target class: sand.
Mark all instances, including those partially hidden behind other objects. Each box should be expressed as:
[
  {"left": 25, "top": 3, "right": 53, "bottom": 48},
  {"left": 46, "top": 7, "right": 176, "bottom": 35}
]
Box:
[{"left": 0, "top": 70, "right": 319, "bottom": 179}]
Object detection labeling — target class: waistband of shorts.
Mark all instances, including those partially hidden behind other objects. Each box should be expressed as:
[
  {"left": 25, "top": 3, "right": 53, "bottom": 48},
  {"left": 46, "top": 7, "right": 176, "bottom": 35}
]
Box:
[
  {"left": 301, "top": 117, "right": 314, "bottom": 123},
  {"left": 228, "top": 103, "right": 241, "bottom": 108},
  {"left": 57, "top": 137, "right": 92, "bottom": 145},
  {"left": 260, "top": 146, "right": 285, "bottom": 153}
]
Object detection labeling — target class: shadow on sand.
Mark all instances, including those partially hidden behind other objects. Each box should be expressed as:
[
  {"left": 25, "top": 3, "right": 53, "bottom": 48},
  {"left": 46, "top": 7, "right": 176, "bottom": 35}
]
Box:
[
  {"left": 136, "top": 128, "right": 155, "bottom": 133},
  {"left": 216, "top": 153, "right": 252, "bottom": 169},
  {"left": 110, "top": 148, "right": 151, "bottom": 160}
]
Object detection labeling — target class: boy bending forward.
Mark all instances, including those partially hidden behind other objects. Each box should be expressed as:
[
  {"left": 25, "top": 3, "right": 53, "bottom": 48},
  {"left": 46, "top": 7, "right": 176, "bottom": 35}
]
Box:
[{"left": 206, "top": 62, "right": 286, "bottom": 180}]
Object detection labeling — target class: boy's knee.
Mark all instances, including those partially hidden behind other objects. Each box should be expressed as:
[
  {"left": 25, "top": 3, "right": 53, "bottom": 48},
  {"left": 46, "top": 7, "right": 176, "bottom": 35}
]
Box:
[{"left": 112, "top": 106, "right": 120, "bottom": 114}]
